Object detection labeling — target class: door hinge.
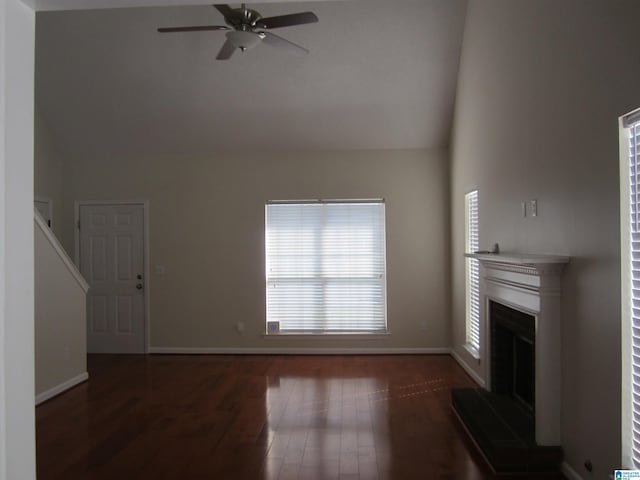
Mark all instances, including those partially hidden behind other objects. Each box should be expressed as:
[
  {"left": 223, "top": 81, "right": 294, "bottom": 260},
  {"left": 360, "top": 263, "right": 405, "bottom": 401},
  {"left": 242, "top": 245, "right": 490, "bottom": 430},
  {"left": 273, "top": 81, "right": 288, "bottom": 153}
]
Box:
[{"left": 77, "top": 219, "right": 80, "bottom": 229}]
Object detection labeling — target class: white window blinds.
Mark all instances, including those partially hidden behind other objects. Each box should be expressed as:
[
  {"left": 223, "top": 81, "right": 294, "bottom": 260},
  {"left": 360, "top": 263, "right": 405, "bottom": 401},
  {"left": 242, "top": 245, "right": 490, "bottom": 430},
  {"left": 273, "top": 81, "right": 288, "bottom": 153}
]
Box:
[
  {"left": 624, "top": 117, "right": 640, "bottom": 468},
  {"left": 465, "top": 190, "right": 480, "bottom": 353},
  {"left": 265, "top": 201, "right": 387, "bottom": 333}
]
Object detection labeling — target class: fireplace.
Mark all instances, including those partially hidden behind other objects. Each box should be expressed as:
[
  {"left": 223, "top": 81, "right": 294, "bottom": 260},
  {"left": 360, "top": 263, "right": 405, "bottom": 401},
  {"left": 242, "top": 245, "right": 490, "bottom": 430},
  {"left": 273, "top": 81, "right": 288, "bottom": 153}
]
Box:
[
  {"left": 452, "top": 253, "right": 568, "bottom": 472},
  {"left": 475, "top": 253, "right": 568, "bottom": 446},
  {"left": 490, "top": 300, "right": 535, "bottom": 413}
]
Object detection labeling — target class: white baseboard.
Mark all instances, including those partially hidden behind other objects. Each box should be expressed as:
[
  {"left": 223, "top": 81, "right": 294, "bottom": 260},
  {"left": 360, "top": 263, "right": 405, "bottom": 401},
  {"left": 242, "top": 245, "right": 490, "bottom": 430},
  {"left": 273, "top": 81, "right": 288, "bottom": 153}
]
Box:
[
  {"left": 450, "top": 349, "right": 486, "bottom": 387},
  {"left": 35, "top": 372, "right": 89, "bottom": 406},
  {"left": 561, "top": 461, "right": 583, "bottom": 480},
  {"left": 149, "top": 347, "right": 452, "bottom": 355}
]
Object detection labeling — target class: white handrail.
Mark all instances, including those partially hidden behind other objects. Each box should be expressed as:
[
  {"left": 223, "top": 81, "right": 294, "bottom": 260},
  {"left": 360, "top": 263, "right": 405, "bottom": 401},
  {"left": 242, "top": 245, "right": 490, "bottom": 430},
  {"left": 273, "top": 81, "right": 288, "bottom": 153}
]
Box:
[{"left": 34, "top": 208, "right": 89, "bottom": 293}]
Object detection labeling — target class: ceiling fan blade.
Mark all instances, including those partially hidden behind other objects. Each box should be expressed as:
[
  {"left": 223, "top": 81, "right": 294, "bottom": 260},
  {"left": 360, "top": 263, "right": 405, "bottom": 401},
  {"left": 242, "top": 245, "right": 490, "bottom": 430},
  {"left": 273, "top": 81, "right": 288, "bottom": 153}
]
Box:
[
  {"left": 214, "top": 4, "right": 236, "bottom": 19},
  {"left": 158, "top": 25, "right": 229, "bottom": 33},
  {"left": 260, "top": 31, "right": 309, "bottom": 56},
  {"left": 216, "top": 39, "right": 236, "bottom": 60},
  {"left": 257, "top": 12, "right": 318, "bottom": 29}
]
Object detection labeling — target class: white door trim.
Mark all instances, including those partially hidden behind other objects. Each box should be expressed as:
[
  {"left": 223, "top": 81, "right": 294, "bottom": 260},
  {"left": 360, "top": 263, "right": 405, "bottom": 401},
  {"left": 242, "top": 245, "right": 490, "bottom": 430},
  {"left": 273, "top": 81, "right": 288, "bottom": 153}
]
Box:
[{"left": 74, "top": 200, "right": 150, "bottom": 354}]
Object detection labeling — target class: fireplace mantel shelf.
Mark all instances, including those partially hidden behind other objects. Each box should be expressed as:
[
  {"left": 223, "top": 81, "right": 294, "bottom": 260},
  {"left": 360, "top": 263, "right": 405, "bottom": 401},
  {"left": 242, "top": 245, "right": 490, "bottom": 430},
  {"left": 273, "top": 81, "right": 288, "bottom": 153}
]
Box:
[{"left": 464, "top": 252, "right": 570, "bottom": 266}]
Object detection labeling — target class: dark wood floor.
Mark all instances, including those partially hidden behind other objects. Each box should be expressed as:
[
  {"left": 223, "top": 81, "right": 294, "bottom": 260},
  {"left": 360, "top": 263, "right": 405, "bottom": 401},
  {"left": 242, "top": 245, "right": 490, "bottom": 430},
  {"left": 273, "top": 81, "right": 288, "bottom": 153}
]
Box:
[{"left": 36, "top": 354, "right": 565, "bottom": 479}]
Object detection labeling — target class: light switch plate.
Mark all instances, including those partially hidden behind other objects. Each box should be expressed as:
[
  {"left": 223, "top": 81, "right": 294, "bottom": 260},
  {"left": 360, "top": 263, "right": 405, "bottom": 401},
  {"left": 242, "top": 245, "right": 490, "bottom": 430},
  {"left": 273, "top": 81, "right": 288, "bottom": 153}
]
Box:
[{"left": 530, "top": 199, "right": 538, "bottom": 217}]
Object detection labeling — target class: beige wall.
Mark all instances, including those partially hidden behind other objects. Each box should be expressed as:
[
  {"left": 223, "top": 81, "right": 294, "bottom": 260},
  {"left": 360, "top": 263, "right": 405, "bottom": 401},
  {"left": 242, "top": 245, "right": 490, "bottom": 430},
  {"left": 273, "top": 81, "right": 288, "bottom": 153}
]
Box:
[
  {"left": 34, "top": 108, "right": 65, "bottom": 240},
  {"left": 450, "top": 0, "right": 640, "bottom": 476},
  {"left": 34, "top": 217, "right": 87, "bottom": 398},
  {"left": 61, "top": 148, "right": 450, "bottom": 350}
]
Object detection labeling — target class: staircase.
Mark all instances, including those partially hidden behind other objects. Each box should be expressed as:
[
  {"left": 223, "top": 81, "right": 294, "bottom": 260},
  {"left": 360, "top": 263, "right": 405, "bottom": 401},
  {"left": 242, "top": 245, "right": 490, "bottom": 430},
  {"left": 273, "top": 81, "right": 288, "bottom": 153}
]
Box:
[{"left": 34, "top": 209, "right": 89, "bottom": 404}]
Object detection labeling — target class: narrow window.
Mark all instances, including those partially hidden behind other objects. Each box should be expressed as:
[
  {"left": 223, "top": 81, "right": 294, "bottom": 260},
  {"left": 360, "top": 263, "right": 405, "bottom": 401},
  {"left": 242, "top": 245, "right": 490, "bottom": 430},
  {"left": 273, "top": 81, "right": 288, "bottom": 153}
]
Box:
[
  {"left": 265, "top": 200, "right": 387, "bottom": 333},
  {"left": 621, "top": 109, "right": 640, "bottom": 468},
  {"left": 465, "top": 190, "right": 480, "bottom": 356}
]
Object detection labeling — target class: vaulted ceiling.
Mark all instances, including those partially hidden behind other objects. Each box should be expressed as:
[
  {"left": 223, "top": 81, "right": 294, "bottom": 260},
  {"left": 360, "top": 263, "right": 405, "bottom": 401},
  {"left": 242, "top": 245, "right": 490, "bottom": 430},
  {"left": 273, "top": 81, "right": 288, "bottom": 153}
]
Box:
[{"left": 35, "top": 0, "right": 468, "bottom": 156}]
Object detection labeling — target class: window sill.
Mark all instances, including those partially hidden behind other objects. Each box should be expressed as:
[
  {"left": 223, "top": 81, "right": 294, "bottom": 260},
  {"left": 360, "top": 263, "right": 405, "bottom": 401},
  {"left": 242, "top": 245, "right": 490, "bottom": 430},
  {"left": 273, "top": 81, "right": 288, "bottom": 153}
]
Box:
[
  {"left": 463, "top": 343, "right": 481, "bottom": 361},
  {"left": 263, "top": 332, "right": 391, "bottom": 340}
]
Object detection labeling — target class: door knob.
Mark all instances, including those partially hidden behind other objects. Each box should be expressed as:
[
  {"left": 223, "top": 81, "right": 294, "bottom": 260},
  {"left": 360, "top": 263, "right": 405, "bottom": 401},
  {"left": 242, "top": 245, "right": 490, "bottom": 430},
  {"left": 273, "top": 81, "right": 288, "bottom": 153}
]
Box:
[{"left": 136, "top": 283, "right": 143, "bottom": 290}]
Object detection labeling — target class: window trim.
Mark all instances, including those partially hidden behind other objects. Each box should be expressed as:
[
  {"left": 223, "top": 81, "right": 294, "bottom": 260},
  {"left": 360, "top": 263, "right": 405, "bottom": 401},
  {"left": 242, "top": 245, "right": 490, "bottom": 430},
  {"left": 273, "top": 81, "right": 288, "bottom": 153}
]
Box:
[
  {"left": 621, "top": 109, "right": 640, "bottom": 469},
  {"left": 262, "top": 332, "right": 391, "bottom": 339}
]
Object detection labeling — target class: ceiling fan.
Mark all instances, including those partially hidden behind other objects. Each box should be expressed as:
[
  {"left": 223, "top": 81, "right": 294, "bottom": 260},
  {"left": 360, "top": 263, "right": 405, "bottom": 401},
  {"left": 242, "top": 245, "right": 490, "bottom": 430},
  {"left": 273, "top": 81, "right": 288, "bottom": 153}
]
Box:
[{"left": 157, "top": 4, "right": 318, "bottom": 60}]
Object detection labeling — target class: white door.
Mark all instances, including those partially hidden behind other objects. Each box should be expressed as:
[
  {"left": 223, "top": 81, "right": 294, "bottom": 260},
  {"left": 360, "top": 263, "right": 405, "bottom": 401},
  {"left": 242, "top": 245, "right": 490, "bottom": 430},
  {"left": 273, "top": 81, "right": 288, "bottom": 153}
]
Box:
[{"left": 79, "top": 204, "right": 145, "bottom": 353}]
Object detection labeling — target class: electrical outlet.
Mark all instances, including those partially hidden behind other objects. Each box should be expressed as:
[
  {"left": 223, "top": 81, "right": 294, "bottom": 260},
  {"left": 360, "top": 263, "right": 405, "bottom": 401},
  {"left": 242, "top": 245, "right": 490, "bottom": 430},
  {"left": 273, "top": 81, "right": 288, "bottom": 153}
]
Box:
[{"left": 530, "top": 199, "right": 538, "bottom": 217}]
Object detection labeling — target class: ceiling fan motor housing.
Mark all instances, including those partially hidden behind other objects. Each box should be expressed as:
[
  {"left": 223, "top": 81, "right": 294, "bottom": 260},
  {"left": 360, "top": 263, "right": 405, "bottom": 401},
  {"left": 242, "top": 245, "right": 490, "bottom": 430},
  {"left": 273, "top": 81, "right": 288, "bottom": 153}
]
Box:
[
  {"left": 224, "top": 5, "right": 263, "bottom": 51},
  {"left": 224, "top": 6, "right": 262, "bottom": 30}
]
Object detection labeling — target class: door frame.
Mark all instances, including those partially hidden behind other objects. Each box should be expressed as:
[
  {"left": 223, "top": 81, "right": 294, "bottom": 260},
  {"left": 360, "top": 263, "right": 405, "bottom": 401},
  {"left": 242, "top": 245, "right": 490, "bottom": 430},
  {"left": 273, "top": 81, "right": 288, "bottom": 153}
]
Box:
[{"left": 74, "top": 200, "right": 151, "bottom": 353}]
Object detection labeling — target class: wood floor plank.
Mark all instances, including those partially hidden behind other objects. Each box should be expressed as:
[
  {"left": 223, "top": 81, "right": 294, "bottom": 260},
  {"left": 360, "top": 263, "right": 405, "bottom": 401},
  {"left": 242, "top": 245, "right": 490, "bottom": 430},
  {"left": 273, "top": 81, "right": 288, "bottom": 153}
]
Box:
[{"left": 36, "top": 354, "right": 565, "bottom": 479}]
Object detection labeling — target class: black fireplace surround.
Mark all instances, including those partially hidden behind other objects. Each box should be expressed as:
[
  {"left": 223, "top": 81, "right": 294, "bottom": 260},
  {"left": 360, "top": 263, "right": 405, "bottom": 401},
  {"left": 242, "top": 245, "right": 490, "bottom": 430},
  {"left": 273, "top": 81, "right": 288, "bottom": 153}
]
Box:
[{"left": 490, "top": 300, "right": 535, "bottom": 411}]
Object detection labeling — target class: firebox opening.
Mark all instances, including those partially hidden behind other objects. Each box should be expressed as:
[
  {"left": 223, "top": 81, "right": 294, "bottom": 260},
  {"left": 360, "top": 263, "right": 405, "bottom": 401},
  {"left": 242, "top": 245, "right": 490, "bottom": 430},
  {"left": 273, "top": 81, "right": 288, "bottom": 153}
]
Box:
[{"left": 490, "top": 300, "right": 536, "bottom": 413}]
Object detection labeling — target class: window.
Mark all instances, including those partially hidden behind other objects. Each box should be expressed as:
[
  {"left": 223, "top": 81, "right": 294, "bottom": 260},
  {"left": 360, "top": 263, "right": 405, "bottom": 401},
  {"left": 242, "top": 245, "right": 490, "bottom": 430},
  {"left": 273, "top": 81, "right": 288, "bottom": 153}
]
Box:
[
  {"left": 621, "top": 109, "right": 640, "bottom": 468},
  {"left": 265, "top": 200, "right": 386, "bottom": 333},
  {"left": 465, "top": 190, "right": 480, "bottom": 355}
]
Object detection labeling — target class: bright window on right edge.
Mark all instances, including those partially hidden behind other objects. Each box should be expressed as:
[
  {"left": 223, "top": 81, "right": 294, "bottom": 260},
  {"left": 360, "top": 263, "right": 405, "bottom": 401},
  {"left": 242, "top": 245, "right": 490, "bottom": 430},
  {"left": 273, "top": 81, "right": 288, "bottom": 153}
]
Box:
[
  {"left": 465, "top": 190, "right": 480, "bottom": 356},
  {"left": 621, "top": 108, "right": 640, "bottom": 469}
]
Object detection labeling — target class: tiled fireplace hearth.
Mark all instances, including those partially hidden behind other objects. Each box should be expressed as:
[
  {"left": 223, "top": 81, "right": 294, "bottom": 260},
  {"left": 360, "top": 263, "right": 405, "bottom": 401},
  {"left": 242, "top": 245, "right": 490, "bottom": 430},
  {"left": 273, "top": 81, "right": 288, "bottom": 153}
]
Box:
[{"left": 453, "top": 253, "right": 569, "bottom": 472}]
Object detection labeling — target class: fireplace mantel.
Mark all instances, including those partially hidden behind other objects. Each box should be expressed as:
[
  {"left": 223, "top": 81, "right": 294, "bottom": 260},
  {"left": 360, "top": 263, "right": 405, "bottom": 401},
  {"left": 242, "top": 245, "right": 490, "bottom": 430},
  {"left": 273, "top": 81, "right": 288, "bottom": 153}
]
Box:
[
  {"left": 465, "top": 251, "right": 570, "bottom": 446},
  {"left": 465, "top": 252, "right": 569, "bottom": 275}
]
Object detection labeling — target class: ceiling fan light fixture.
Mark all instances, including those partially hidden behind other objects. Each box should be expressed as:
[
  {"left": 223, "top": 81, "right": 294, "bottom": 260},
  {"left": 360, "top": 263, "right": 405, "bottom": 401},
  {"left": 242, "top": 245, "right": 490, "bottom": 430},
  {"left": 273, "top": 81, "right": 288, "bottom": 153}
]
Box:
[{"left": 226, "top": 30, "right": 261, "bottom": 51}]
